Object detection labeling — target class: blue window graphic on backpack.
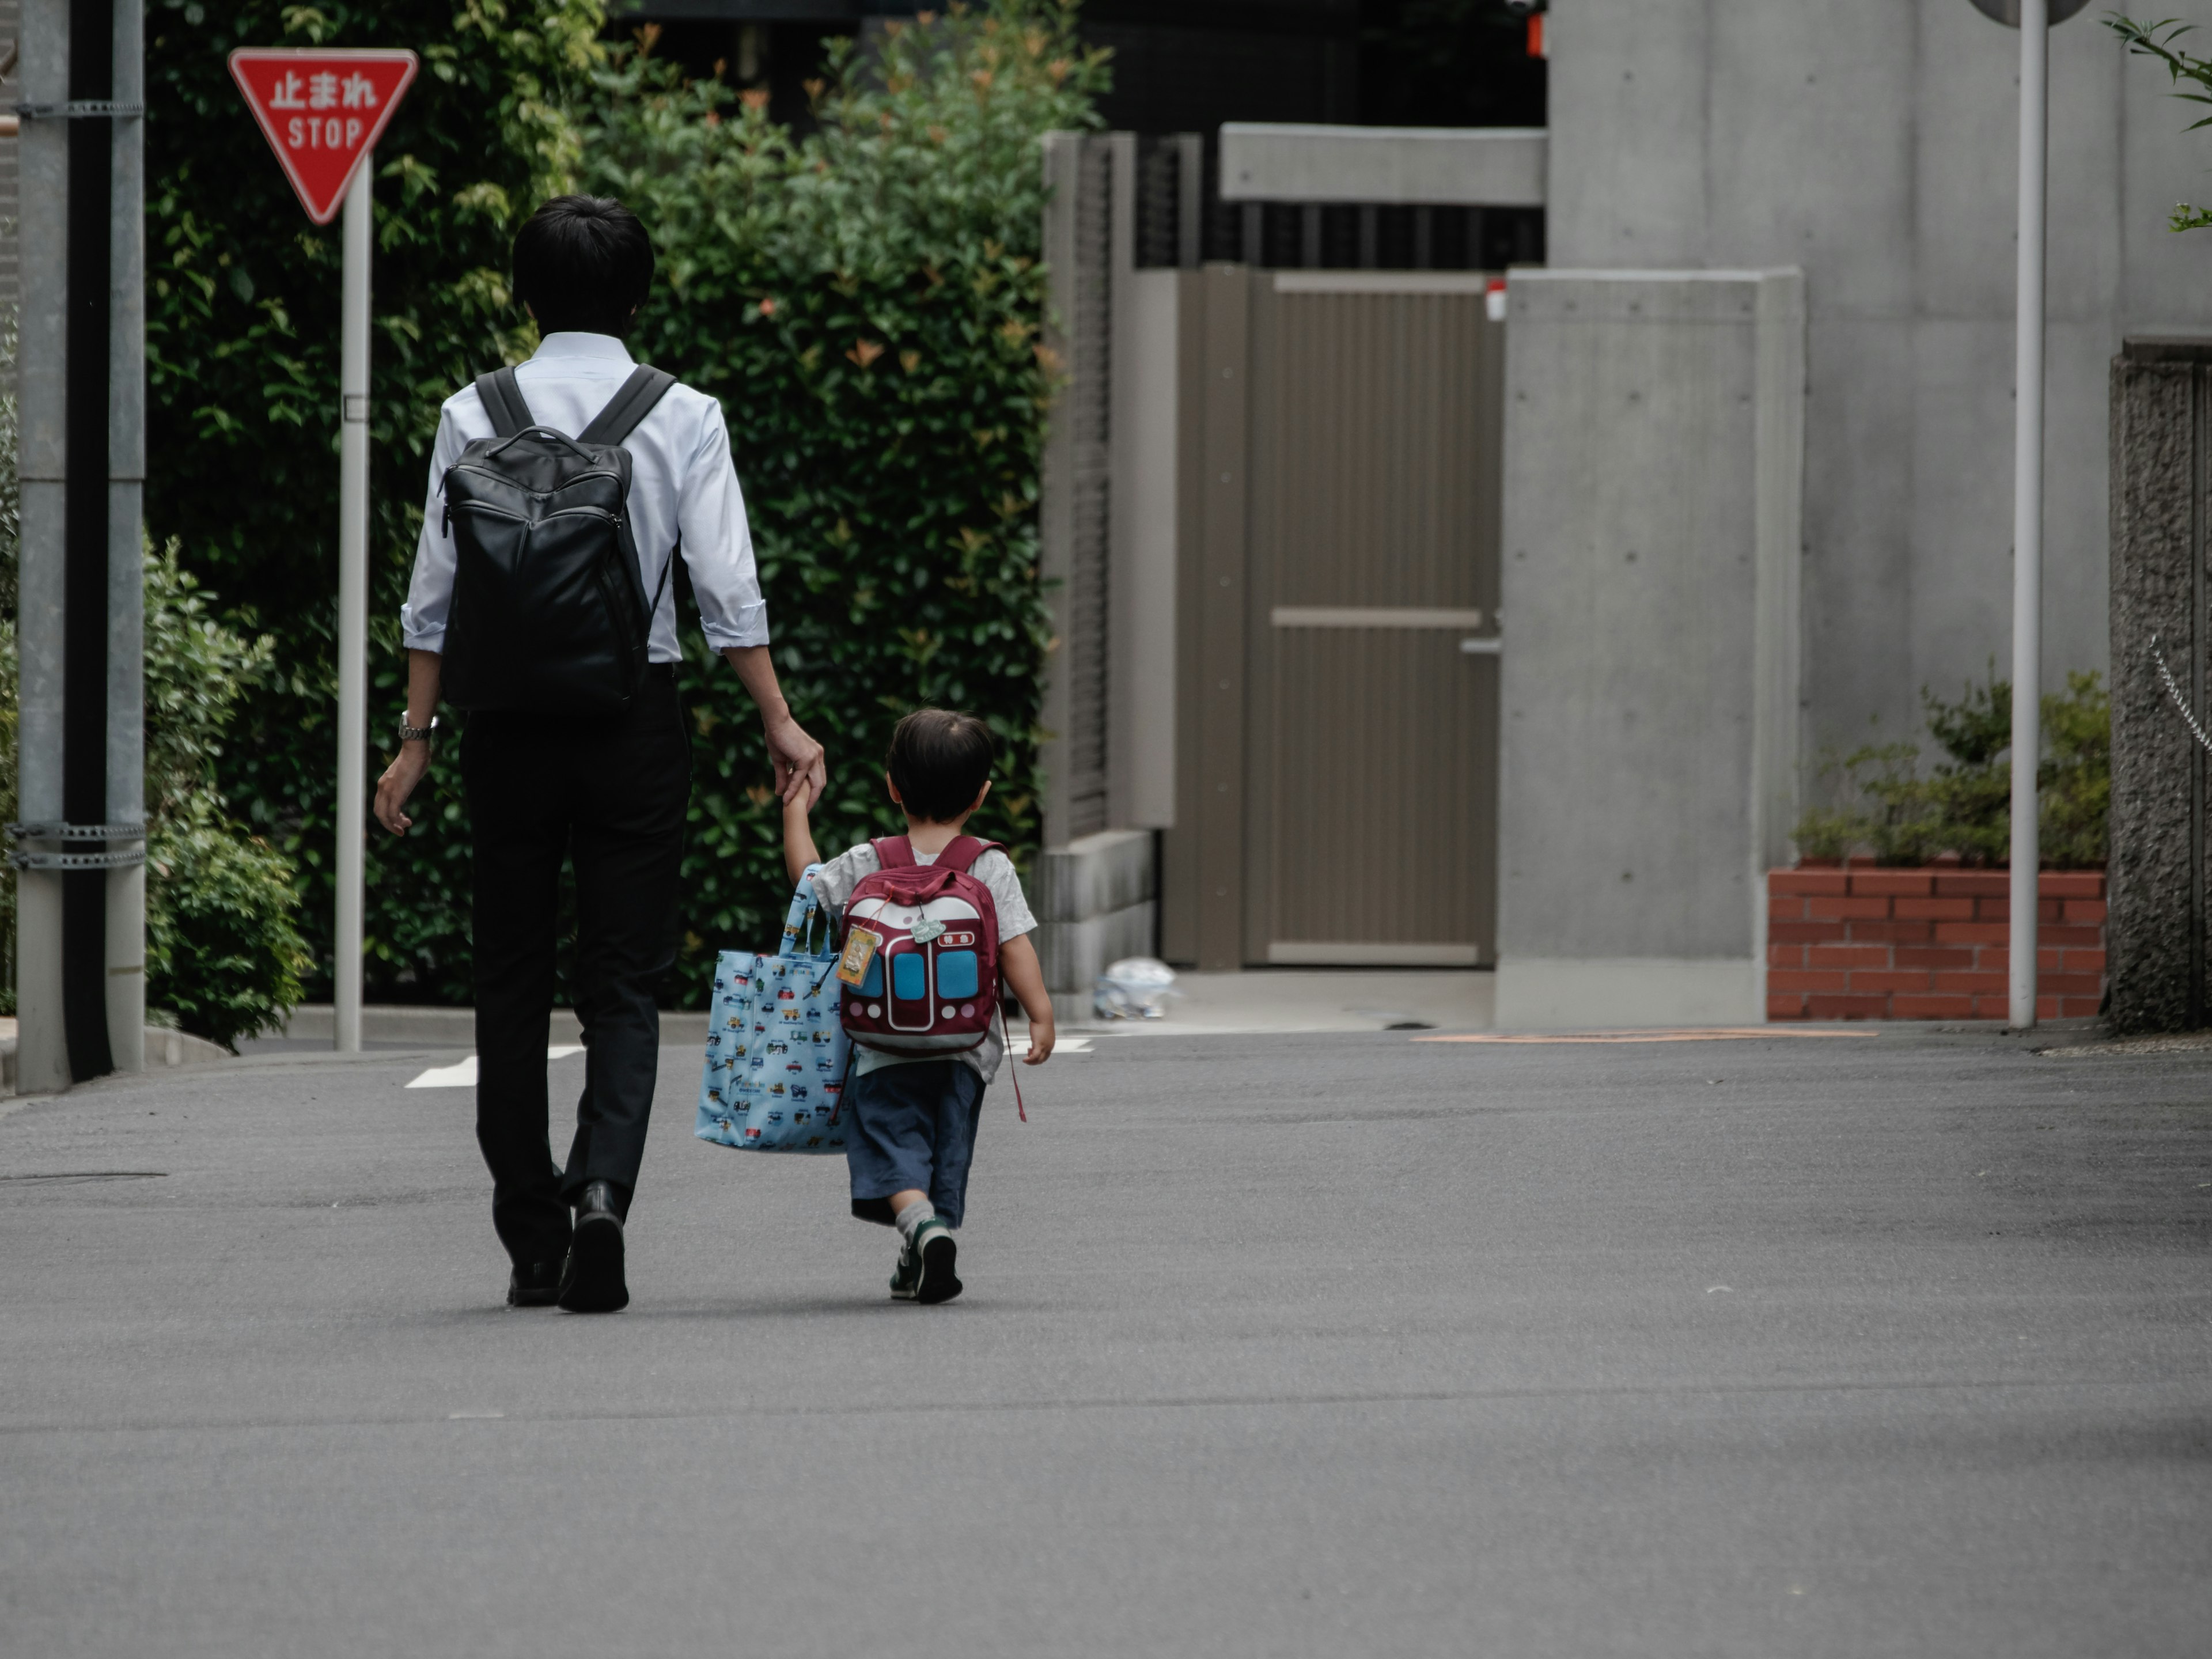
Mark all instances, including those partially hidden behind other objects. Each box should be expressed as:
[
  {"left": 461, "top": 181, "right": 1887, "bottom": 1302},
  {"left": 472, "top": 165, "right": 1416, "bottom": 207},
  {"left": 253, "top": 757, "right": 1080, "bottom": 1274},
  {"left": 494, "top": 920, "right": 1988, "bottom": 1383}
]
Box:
[{"left": 695, "top": 868, "right": 852, "bottom": 1154}]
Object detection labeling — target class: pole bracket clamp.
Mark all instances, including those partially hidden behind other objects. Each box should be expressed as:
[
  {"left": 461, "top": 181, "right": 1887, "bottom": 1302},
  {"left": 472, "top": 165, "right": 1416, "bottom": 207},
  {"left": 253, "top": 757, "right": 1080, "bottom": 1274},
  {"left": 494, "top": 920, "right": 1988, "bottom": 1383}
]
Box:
[
  {"left": 6, "top": 821, "right": 148, "bottom": 872},
  {"left": 10, "top": 101, "right": 146, "bottom": 120}
]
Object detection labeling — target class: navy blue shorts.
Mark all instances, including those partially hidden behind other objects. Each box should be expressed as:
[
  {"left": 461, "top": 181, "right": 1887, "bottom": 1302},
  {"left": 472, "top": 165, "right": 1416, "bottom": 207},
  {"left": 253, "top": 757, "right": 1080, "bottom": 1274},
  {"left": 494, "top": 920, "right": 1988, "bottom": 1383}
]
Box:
[{"left": 844, "top": 1060, "right": 986, "bottom": 1229}]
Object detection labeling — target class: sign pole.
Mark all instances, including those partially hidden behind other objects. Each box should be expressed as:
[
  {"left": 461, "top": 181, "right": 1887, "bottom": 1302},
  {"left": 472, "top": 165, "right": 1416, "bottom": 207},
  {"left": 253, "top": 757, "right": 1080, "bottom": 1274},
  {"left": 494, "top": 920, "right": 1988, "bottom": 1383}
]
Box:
[
  {"left": 334, "top": 161, "right": 371, "bottom": 1054},
  {"left": 2009, "top": 0, "right": 2048, "bottom": 1030}
]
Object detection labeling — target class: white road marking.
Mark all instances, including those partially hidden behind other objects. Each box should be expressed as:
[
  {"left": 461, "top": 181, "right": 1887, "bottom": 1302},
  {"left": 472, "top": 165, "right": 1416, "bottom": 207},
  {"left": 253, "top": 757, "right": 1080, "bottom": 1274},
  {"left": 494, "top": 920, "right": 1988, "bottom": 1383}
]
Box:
[{"left": 407, "top": 1046, "right": 584, "bottom": 1089}]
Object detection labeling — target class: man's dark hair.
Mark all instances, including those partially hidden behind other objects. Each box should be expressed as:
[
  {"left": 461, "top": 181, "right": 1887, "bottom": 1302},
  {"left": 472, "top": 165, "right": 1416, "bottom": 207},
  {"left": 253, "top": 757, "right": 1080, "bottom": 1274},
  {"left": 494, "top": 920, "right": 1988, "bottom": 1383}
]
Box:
[
  {"left": 886, "top": 709, "right": 995, "bottom": 823},
  {"left": 512, "top": 196, "right": 654, "bottom": 338}
]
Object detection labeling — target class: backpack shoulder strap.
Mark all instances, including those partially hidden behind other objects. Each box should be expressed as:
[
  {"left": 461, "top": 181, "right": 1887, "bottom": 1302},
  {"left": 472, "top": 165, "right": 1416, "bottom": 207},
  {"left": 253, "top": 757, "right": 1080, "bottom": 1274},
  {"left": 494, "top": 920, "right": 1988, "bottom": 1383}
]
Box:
[
  {"left": 870, "top": 836, "right": 916, "bottom": 870},
  {"left": 936, "top": 836, "right": 1002, "bottom": 874},
  {"left": 472, "top": 366, "right": 532, "bottom": 438},
  {"left": 578, "top": 365, "right": 679, "bottom": 448}
]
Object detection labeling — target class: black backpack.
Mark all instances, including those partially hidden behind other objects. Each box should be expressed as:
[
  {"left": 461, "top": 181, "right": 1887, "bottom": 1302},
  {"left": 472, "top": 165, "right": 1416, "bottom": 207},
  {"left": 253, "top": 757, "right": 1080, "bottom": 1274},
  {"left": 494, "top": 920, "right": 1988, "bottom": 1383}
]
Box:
[{"left": 440, "top": 363, "right": 679, "bottom": 713}]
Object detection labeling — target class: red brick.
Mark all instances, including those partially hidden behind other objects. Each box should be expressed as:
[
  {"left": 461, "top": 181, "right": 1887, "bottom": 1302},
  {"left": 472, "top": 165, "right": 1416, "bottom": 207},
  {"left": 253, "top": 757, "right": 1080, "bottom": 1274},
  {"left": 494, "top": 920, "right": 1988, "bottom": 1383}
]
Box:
[
  {"left": 1808, "top": 896, "right": 1893, "bottom": 921},
  {"left": 1767, "top": 943, "right": 1806, "bottom": 969},
  {"left": 2037, "top": 995, "right": 2063, "bottom": 1021},
  {"left": 1935, "top": 872, "right": 2010, "bottom": 898},
  {"left": 1891, "top": 993, "right": 1978, "bottom": 1020},
  {"left": 2061, "top": 997, "right": 2104, "bottom": 1017},
  {"left": 1936, "top": 971, "right": 2010, "bottom": 995},
  {"left": 1974, "top": 995, "right": 2012, "bottom": 1018},
  {"left": 1934, "top": 922, "right": 2010, "bottom": 944},
  {"left": 1847, "top": 919, "right": 1934, "bottom": 944},
  {"left": 2063, "top": 949, "right": 2107, "bottom": 975},
  {"left": 1850, "top": 969, "right": 1934, "bottom": 994},
  {"left": 1806, "top": 993, "right": 1891, "bottom": 1020},
  {"left": 1896, "top": 945, "right": 1978, "bottom": 969},
  {"left": 1770, "top": 869, "right": 1849, "bottom": 896},
  {"left": 1769, "top": 920, "right": 1849, "bottom": 944},
  {"left": 1894, "top": 896, "right": 1976, "bottom": 920},
  {"left": 1849, "top": 870, "right": 1933, "bottom": 897},
  {"left": 1769, "top": 969, "right": 1848, "bottom": 994},
  {"left": 2043, "top": 925, "right": 2102, "bottom": 948},
  {"left": 1767, "top": 994, "right": 1809, "bottom": 1021},
  {"left": 2063, "top": 898, "right": 2108, "bottom": 924},
  {"left": 1809, "top": 944, "right": 1891, "bottom": 969},
  {"left": 1975, "top": 896, "right": 2040, "bottom": 922},
  {"left": 2039, "top": 871, "right": 2105, "bottom": 900},
  {"left": 2039, "top": 972, "right": 2103, "bottom": 998}
]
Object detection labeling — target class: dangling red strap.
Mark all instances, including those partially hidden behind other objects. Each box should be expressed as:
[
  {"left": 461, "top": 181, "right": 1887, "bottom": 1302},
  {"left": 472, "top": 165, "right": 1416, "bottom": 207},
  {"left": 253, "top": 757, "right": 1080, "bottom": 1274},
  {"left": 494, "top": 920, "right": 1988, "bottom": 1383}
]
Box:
[{"left": 998, "top": 1001, "right": 1028, "bottom": 1122}]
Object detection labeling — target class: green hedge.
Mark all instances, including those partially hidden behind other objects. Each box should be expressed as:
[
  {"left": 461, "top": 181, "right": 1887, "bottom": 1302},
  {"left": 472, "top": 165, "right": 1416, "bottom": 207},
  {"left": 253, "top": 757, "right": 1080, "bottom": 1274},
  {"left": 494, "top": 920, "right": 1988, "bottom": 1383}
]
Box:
[
  {"left": 584, "top": 3, "right": 1106, "bottom": 1003},
  {"left": 145, "top": 1, "right": 1101, "bottom": 1009},
  {"left": 146, "top": 0, "right": 607, "bottom": 1005}
]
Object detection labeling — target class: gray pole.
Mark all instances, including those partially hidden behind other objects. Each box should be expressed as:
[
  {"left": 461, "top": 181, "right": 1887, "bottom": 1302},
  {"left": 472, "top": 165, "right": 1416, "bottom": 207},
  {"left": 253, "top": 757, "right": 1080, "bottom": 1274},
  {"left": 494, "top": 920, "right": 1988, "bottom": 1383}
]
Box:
[
  {"left": 2009, "top": 0, "right": 2048, "bottom": 1029},
  {"left": 332, "top": 165, "right": 370, "bottom": 1053},
  {"left": 105, "top": 0, "right": 143, "bottom": 1072},
  {"left": 14, "top": 0, "right": 69, "bottom": 1094}
]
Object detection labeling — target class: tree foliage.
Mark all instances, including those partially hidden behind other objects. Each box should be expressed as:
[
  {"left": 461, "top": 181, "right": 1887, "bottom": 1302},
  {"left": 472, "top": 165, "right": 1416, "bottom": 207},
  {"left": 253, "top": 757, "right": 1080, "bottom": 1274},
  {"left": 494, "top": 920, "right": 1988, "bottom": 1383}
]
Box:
[{"left": 2110, "top": 16, "right": 2212, "bottom": 230}]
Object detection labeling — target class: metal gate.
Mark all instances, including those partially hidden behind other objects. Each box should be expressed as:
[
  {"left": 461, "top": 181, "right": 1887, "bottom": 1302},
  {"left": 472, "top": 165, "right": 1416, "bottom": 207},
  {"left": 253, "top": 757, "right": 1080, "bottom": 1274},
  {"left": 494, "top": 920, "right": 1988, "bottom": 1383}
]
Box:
[{"left": 1164, "top": 268, "right": 1504, "bottom": 969}]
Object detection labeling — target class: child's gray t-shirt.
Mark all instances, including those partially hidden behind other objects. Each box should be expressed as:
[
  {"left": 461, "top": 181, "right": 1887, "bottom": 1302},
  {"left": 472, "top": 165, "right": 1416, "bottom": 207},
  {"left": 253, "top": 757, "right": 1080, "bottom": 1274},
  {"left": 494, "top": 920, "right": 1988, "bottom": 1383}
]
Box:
[{"left": 809, "top": 843, "right": 1037, "bottom": 1085}]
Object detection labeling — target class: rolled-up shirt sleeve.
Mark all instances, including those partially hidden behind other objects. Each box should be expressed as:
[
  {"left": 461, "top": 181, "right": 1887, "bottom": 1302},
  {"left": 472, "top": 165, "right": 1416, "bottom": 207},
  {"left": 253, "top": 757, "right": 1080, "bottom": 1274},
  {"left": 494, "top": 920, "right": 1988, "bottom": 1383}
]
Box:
[
  {"left": 681, "top": 399, "right": 770, "bottom": 649},
  {"left": 400, "top": 404, "right": 468, "bottom": 654}
]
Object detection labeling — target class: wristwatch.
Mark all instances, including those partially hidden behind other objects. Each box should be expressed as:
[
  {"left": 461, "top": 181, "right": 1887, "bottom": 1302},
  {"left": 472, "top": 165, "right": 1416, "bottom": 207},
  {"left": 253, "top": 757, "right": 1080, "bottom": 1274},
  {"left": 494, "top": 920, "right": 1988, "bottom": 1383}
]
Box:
[{"left": 397, "top": 713, "right": 440, "bottom": 745}]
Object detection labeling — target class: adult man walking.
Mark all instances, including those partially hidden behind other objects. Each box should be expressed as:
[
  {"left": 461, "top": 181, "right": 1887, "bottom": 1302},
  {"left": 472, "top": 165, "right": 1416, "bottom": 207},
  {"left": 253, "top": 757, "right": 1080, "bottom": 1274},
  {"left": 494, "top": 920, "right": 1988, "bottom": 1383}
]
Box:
[{"left": 373, "top": 196, "right": 823, "bottom": 1313}]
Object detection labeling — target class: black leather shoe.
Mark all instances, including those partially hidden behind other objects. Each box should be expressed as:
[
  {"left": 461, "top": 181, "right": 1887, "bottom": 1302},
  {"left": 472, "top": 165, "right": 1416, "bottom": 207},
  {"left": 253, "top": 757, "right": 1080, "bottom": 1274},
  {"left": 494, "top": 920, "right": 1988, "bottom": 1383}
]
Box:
[
  {"left": 507, "top": 1260, "right": 563, "bottom": 1308},
  {"left": 558, "top": 1181, "right": 628, "bottom": 1313}
]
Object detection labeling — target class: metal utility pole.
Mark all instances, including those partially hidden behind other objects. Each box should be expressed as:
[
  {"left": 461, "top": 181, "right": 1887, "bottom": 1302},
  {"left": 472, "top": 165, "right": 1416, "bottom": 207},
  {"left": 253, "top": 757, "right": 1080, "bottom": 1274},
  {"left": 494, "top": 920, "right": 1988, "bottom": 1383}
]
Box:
[
  {"left": 334, "top": 169, "right": 370, "bottom": 1054},
  {"left": 2010, "top": 0, "right": 2050, "bottom": 1031},
  {"left": 1971, "top": 0, "right": 2089, "bottom": 1028},
  {"left": 12, "top": 0, "right": 146, "bottom": 1094}
]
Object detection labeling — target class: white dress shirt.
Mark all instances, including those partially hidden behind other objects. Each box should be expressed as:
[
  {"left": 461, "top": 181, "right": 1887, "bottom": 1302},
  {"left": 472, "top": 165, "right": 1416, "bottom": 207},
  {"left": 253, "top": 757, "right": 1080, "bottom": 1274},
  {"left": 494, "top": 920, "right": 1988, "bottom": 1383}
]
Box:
[{"left": 402, "top": 332, "right": 768, "bottom": 662}]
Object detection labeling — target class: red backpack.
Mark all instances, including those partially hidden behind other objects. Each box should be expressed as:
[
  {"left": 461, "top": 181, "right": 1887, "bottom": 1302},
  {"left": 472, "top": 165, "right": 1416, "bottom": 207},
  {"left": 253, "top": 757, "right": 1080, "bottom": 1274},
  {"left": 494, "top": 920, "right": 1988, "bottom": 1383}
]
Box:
[{"left": 835, "top": 836, "right": 1003, "bottom": 1055}]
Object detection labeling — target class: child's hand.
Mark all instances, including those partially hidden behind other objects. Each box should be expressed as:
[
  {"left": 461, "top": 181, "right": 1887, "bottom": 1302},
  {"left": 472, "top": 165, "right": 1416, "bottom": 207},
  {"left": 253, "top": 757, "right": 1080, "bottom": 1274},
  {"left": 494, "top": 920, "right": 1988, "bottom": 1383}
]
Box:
[{"left": 1024, "top": 1017, "right": 1055, "bottom": 1065}]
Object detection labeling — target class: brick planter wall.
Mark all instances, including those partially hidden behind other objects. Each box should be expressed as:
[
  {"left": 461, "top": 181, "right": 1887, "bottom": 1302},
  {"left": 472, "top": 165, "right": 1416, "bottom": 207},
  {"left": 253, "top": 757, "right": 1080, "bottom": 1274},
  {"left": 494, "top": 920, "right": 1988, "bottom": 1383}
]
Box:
[{"left": 1767, "top": 869, "right": 2108, "bottom": 1022}]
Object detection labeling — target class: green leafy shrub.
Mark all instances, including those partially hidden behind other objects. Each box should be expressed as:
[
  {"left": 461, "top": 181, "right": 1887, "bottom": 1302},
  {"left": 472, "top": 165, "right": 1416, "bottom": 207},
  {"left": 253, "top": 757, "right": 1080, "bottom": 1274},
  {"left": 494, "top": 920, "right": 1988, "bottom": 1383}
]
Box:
[
  {"left": 142, "top": 543, "right": 312, "bottom": 1048},
  {"left": 577, "top": 0, "right": 1107, "bottom": 1004},
  {"left": 1794, "top": 669, "right": 2110, "bottom": 868}
]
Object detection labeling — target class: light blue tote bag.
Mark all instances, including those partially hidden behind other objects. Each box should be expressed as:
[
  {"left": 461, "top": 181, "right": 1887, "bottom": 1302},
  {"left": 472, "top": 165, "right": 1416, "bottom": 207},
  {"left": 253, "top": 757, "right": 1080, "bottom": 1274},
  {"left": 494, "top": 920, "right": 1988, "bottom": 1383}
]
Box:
[{"left": 695, "top": 868, "right": 853, "bottom": 1154}]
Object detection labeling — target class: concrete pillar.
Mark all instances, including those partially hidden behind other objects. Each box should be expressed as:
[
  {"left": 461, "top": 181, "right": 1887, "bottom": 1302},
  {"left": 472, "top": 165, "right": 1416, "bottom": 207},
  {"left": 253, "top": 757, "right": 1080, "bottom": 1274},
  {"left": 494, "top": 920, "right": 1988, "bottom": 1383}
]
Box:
[
  {"left": 2106, "top": 338, "right": 2212, "bottom": 1033},
  {"left": 105, "top": 0, "right": 143, "bottom": 1072},
  {"left": 15, "top": 0, "right": 70, "bottom": 1094},
  {"left": 1495, "top": 268, "right": 1806, "bottom": 1029}
]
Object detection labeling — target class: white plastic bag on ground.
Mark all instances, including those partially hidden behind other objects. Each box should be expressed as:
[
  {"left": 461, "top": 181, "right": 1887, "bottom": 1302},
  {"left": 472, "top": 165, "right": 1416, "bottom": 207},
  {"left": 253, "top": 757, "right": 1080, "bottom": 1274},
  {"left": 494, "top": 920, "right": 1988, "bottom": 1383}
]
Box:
[{"left": 1094, "top": 956, "right": 1178, "bottom": 1021}]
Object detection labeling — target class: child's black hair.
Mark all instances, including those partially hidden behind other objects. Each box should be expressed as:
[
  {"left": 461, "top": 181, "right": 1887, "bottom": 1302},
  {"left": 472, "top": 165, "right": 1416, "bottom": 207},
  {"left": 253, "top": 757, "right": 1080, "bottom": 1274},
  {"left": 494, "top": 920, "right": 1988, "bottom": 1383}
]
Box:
[
  {"left": 512, "top": 196, "right": 654, "bottom": 338},
  {"left": 887, "top": 709, "right": 995, "bottom": 824}
]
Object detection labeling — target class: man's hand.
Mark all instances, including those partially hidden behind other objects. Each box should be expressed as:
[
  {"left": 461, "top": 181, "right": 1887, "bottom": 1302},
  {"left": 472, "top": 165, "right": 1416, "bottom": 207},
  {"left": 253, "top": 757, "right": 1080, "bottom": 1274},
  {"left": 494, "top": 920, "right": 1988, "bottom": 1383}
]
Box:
[
  {"left": 374, "top": 744, "right": 431, "bottom": 835},
  {"left": 764, "top": 711, "right": 827, "bottom": 808},
  {"left": 722, "top": 645, "right": 828, "bottom": 808}
]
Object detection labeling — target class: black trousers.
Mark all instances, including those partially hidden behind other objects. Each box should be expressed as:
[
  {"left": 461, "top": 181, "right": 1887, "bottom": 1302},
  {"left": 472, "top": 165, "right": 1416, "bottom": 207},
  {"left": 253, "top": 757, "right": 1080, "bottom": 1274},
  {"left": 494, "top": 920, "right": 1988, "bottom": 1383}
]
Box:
[{"left": 461, "top": 667, "right": 690, "bottom": 1268}]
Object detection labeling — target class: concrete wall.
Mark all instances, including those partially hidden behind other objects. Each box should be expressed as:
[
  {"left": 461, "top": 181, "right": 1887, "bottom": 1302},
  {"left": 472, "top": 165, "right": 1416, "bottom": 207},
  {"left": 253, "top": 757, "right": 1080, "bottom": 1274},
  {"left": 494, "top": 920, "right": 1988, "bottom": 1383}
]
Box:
[
  {"left": 1496, "top": 269, "right": 1804, "bottom": 1028},
  {"left": 1547, "top": 0, "right": 2212, "bottom": 761}
]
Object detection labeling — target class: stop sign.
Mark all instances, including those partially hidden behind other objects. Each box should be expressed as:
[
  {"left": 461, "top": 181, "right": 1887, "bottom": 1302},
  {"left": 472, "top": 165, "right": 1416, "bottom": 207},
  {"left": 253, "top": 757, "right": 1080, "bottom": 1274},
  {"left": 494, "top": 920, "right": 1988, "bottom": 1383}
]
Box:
[{"left": 228, "top": 49, "right": 418, "bottom": 224}]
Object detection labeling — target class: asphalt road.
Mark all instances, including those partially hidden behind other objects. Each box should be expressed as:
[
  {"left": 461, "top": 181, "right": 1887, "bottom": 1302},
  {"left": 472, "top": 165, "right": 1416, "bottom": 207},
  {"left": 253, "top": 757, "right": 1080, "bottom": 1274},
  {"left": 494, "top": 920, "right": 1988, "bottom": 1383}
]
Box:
[{"left": 2, "top": 1026, "right": 2209, "bottom": 1657}]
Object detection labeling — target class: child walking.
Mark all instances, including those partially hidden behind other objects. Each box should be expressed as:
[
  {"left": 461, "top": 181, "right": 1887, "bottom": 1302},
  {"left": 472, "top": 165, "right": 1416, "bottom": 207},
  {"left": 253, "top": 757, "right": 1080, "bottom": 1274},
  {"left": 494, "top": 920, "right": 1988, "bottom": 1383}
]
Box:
[{"left": 783, "top": 709, "right": 1055, "bottom": 1303}]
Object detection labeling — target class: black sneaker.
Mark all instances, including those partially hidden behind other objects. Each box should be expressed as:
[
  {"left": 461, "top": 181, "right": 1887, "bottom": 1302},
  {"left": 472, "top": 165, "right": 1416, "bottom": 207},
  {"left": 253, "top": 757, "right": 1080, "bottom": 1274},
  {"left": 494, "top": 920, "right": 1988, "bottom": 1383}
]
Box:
[
  {"left": 507, "top": 1259, "right": 563, "bottom": 1308},
  {"left": 912, "top": 1217, "right": 962, "bottom": 1305},
  {"left": 558, "top": 1181, "right": 628, "bottom": 1313}
]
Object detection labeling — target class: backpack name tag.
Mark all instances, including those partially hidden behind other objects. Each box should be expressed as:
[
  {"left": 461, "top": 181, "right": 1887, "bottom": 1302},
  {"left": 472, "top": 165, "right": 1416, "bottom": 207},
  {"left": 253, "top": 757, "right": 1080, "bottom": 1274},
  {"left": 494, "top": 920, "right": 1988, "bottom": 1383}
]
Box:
[{"left": 836, "top": 928, "right": 881, "bottom": 987}]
